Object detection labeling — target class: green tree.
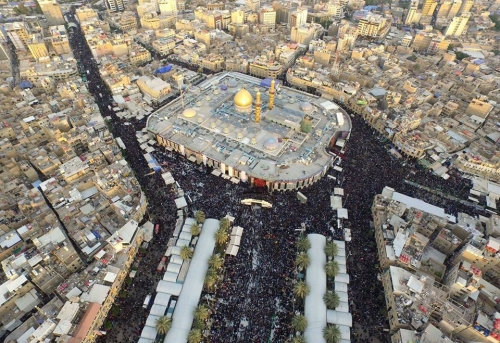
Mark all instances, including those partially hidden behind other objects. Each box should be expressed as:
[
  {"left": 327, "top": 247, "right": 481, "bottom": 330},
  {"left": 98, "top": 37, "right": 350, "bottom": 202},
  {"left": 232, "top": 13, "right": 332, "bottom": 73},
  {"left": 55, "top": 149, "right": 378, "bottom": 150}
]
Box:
[
  {"left": 455, "top": 51, "right": 470, "bottom": 61},
  {"left": 291, "top": 314, "right": 308, "bottom": 333},
  {"left": 292, "top": 336, "right": 307, "bottom": 343},
  {"left": 180, "top": 245, "right": 193, "bottom": 260},
  {"left": 214, "top": 226, "right": 229, "bottom": 246},
  {"left": 323, "top": 324, "right": 342, "bottom": 343},
  {"left": 324, "top": 241, "right": 338, "bottom": 257},
  {"left": 208, "top": 254, "right": 223, "bottom": 270},
  {"left": 195, "top": 210, "right": 206, "bottom": 224},
  {"left": 297, "top": 236, "right": 311, "bottom": 252},
  {"left": 193, "top": 304, "right": 210, "bottom": 325},
  {"left": 204, "top": 269, "right": 218, "bottom": 291},
  {"left": 293, "top": 280, "right": 310, "bottom": 299},
  {"left": 323, "top": 291, "right": 340, "bottom": 309},
  {"left": 155, "top": 316, "right": 172, "bottom": 335},
  {"left": 219, "top": 217, "right": 230, "bottom": 231},
  {"left": 490, "top": 14, "right": 500, "bottom": 31},
  {"left": 295, "top": 252, "right": 310, "bottom": 270},
  {"left": 187, "top": 328, "right": 202, "bottom": 343},
  {"left": 325, "top": 260, "right": 340, "bottom": 278},
  {"left": 190, "top": 223, "right": 201, "bottom": 236}
]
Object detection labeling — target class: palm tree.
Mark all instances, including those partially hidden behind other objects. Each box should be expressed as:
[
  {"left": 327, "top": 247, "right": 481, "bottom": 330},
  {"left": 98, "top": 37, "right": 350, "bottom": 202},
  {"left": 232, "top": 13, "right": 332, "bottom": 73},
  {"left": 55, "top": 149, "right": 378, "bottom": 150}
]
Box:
[
  {"left": 193, "top": 304, "right": 210, "bottom": 323},
  {"left": 323, "top": 291, "right": 340, "bottom": 309},
  {"left": 219, "top": 217, "right": 230, "bottom": 231},
  {"left": 325, "top": 260, "right": 340, "bottom": 278},
  {"left": 190, "top": 223, "right": 201, "bottom": 236},
  {"left": 323, "top": 324, "right": 342, "bottom": 343},
  {"left": 187, "top": 328, "right": 202, "bottom": 343},
  {"left": 295, "top": 252, "right": 310, "bottom": 270},
  {"left": 204, "top": 269, "right": 218, "bottom": 291},
  {"left": 180, "top": 245, "right": 193, "bottom": 260},
  {"left": 291, "top": 314, "right": 308, "bottom": 333},
  {"left": 293, "top": 280, "right": 310, "bottom": 299},
  {"left": 292, "top": 336, "right": 307, "bottom": 343},
  {"left": 324, "top": 241, "right": 338, "bottom": 258},
  {"left": 297, "top": 236, "right": 311, "bottom": 252},
  {"left": 155, "top": 316, "right": 172, "bottom": 335},
  {"left": 208, "top": 254, "right": 223, "bottom": 270},
  {"left": 214, "top": 226, "right": 229, "bottom": 246},
  {"left": 195, "top": 210, "right": 206, "bottom": 224}
]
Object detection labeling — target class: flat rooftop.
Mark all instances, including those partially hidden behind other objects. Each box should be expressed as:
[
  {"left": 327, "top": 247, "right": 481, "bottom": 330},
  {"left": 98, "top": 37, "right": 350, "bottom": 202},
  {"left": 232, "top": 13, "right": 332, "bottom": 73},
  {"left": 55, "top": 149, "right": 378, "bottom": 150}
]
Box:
[{"left": 147, "top": 72, "right": 350, "bottom": 183}]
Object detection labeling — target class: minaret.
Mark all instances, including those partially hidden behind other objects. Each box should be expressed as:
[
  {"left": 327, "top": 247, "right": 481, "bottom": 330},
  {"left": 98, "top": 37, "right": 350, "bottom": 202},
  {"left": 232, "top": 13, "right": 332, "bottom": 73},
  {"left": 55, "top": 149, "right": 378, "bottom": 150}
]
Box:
[
  {"left": 269, "top": 79, "right": 275, "bottom": 110},
  {"left": 255, "top": 91, "right": 261, "bottom": 123}
]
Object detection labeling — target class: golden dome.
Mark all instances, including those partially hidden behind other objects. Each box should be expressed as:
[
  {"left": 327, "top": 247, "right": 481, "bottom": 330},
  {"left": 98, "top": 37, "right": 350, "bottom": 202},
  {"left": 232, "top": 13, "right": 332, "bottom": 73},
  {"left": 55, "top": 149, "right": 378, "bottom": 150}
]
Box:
[{"left": 234, "top": 88, "right": 253, "bottom": 108}]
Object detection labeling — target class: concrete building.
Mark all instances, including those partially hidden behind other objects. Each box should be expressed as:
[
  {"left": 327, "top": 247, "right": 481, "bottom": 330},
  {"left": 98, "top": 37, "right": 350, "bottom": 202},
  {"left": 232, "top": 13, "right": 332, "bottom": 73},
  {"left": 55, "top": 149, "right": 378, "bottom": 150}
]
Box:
[
  {"left": 136, "top": 75, "right": 172, "bottom": 102},
  {"left": 27, "top": 34, "right": 49, "bottom": 61},
  {"left": 49, "top": 25, "right": 71, "bottom": 55},
  {"left": 404, "top": 0, "right": 421, "bottom": 25},
  {"left": 75, "top": 6, "right": 99, "bottom": 22},
  {"left": 291, "top": 7, "right": 308, "bottom": 28},
  {"left": 147, "top": 72, "right": 351, "bottom": 191},
  {"left": 436, "top": 0, "right": 452, "bottom": 18},
  {"left": 39, "top": 0, "right": 65, "bottom": 26},
  {"left": 249, "top": 56, "right": 283, "bottom": 78},
  {"left": 356, "top": 14, "right": 390, "bottom": 39},
  {"left": 422, "top": 0, "right": 438, "bottom": 16},
  {"left": 447, "top": 0, "right": 463, "bottom": 19},
  {"left": 105, "top": 0, "right": 129, "bottom": 12},
  {"left": 159, "top": 0, "right": 177, "bottom": 15},
  {"left": 444, "top": 12, "right": 470, "bottom": 37},
  {"left": 1, "top": 22, "right": 29, "bottom": 51},
  {"left": 259, "top": 7, "right": 276, "bottom": 28}
]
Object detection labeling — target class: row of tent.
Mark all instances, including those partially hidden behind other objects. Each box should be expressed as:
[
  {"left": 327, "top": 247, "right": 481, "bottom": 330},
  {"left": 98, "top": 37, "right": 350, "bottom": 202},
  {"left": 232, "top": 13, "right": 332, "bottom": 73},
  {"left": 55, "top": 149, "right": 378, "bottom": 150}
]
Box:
[{"left": 225, "top": 226, "right": 244, "bottom": 256}]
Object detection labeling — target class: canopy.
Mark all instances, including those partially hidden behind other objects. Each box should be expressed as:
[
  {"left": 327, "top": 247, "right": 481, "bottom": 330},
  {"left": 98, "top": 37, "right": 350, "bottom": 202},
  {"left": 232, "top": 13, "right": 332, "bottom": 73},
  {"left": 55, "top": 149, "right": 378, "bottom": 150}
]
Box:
[{"left": 156, "top": 281, "right": 182, "bottom": 296}]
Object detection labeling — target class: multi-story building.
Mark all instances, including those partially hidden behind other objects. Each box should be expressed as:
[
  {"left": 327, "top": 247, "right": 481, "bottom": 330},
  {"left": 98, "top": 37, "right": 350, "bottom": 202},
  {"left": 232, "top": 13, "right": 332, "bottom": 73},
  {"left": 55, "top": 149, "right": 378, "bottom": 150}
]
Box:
[
  {"left": 39, "top": 0, "right": 65, "bottom": 26},
  {"left": 159, "top": 0, "right": 177, "bottom": 16},
  {"left": 1, "top": 22, "right": 29, "bottom": 51},
  {"left": 129, "top": 44, "right": 151, "bottom": 64},
  {"left": 113, "top": 12, "right": 138, "bottom": 32},
  {"left": 290, "top": 23, "right": 323, "bottom": 45},
  {"left": 444, "top": 12, "right": 471, "bottom": 37},
  {"left": 356, "top": 14, "right": 391, "bottom": 39},
  {"left": 447, "top": 0, "right": 463, "bottom": 19},
  {"left": 194, "top": 8, "right": 231, "bottom": 29},
  {"left": 248, "top": 56, "right": 283, "bottom": 78},
  {"left": 136, "top": 75, "right": 172, "bottom": 102},
  {"left": 199, "top": 53, "right": 225, "bottom": 72},
  {"left": 105, "top": 0, "right": 129, "bottom": 12},
  {"left": 75, "top": 6, "right": 98, "bottom": 22},
  {"left": 27, "top": 34, "right": 49, "bottom": 61},
  {"left": 290, "top": 7, "right": 308, "bottom": 28},
  {"left": 246, "top": 0, "right": 260, "bottom": 11},
  {"left": 459, "top": 0, "right": 473, "bottom": 14},
  {"left": 231, "top": 9, "right": 245, "bottom": 24},
  {"left": 404, "top": 0, "right": 421, "bottom": 25},
  {"left": 422, "top": 0, "right": 438, "bottom": 16},
  {"left": 152, "top": 38, "right": 176, "bottom": 55},
  {"left": 436, "top": 0, "right": 452, "bottom": 18},
  {"left": 259, "top": 6, "right": 276, "bottom": 28},
  {"left": 411, "top": 31, "right": 449, "bottom": 53},
  {"left": 49, "top": 25, "right": 71, "bottom": 55}
]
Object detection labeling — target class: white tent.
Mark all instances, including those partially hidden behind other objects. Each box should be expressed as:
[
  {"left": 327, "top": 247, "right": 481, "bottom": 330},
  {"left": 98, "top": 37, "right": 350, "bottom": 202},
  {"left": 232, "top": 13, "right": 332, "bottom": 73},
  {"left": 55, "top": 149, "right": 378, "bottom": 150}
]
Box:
[
  {"left": 170, "top": 255, "right": 183, "bottom": 265},
  {"left": 330, "top": 196, "right": 342, "bottom": 209},
  {"left": 145, "top": 314, "right": 160, "bottom": 328},
  {"left": 163, "top": 272, "right": 178, "bottom": 282},
  {"left": 304, "top": 234, "right": 327, "bottom": 343},
  {"left": 337, "top": 208, "right": 348, "bottom": 219},
  {"left": 154, "top": 292, "right": 171, "bottom": 306},
  {"left": 156, "top": 281, "right": 183, "bottom": 296},
  {"left": 326, "top": 310, "right": 352, "bottom": 327},
  {"left": 167, "top": 263, "right": 182, "bottom": 274},
  {"left": 164, "top": 219, "right": 220, "bottom": 343},
  {"left": 225, "top": 244, "right": 240, "bottom": 256},
  {"left": 175, "top": 197, "right": 187, "bottom": 209},
  {"left": 138, "top": 338, "right": 153, "bottom": 343},
  {"left": 150, "top": 304, "right": 167, "bottom": 316},
  {"left": 231, "top": 226, "right": 244, "bottom": 236},
  {"left": 229, "top": 235, "right": 241, "bottom": 246},
  {"left": 140, "top": 325, "right": 157, "bottom": 340},
  {"left": 179, "top": 232, "right": 192, "bottom": 241},
  {"left": 335, "top": 273, "right": 350, "bottom": 284}
]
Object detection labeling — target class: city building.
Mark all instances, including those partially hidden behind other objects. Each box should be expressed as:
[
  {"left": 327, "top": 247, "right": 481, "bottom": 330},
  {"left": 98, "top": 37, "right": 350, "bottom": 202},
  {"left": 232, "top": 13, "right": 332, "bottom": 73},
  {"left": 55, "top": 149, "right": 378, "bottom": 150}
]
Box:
[
  {"left": 39, "top": 0, "right": 65, "bottom": 26},
  {"left": 422, "top": 0, "right": 438, "bottom": 16},
  {"left": 49, "top": 25, "right": 71, "bottom": 55},
  {"left": 147, "top": 72, "right": 351, "bottom": 191},
  {"left": 444, "top": 12, "right": 471, "bottom": 37},
  {"left": 356, "top": 14, "right": 391, "bottom": 39},
  {"left": 159, "top": 0, "right": 178, "bottom": 16},
  {"left": 1, "top": 22, "right": 29, "bottom": 51},
  {"left": 27, "top": 34, "right": 49, "bottom": 61},
  {"left": 136, "top": 75, "right": 172, "bottom": 102},
  {"left": 105, "top": 0, "right": 129, "bottom": 12}
]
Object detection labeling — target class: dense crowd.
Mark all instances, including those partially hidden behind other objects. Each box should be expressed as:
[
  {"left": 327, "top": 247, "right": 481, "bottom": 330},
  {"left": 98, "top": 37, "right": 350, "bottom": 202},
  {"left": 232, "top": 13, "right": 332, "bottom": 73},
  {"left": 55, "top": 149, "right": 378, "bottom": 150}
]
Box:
[{"left": 67, "top": 10, "right": 488, "bottom": 343}]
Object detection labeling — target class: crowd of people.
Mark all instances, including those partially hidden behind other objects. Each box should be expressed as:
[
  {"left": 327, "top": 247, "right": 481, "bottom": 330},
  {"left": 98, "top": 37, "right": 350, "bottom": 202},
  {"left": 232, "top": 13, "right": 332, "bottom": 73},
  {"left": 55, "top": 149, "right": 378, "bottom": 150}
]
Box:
[{"left": 67, "top": 10, "right": 488, "bottom": 342}]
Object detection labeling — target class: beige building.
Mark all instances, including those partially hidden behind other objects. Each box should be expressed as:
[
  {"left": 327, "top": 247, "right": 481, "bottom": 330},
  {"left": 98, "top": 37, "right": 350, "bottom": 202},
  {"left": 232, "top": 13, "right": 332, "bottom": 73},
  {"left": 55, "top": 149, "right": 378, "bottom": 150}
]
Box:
[
  {"left": 404, "top": 0, "right": 420, "bottom": 25},
  {"left": 249, "top": 57, "right": 283, "bottom": 78},
  {"left": 75, "top": 6, "right": 98, "bottom": 22},
  {"left": 444, "top": 12, "right": 470, "bottom": 37},
  {"left": 39, "top": 0, "right": 65, "bottom": 26},
  {"left": 27, "top": 34, "right": 49, "bottom": 61},
  {"left": 422, "top": 0, "right": 438, "bottom": 16},
  {"left": 199, "top": 53, "right": 225, "bottom": 72},
  {"left": 437, "top": 0, "right": 452, "bottom": 18},
  {"left": 129, "top": 45, "right": 151, "bottom": 64},
  {"left": 137, "top": 75, "right": 172, "bottom": 101},
  {"left": 357, "top": 14, "right": 390, "bottom": 39},
  {"left": 231, "top": 9, "right": 245, "bottom": 24},
  {"left": 1, "top": 22, "right": 29, "bottom": 51},
  {"left": 152, "top": 38, "right": 176, "bottom": 55},
  {"left": 159, "top": 0, "right": 177, "bottom": 15},
  {"left": 259, "top": 7, "right": 276, "bottom": 27},
  {"left": 49, "top": 25, "right": 71, "bottom": 55}
]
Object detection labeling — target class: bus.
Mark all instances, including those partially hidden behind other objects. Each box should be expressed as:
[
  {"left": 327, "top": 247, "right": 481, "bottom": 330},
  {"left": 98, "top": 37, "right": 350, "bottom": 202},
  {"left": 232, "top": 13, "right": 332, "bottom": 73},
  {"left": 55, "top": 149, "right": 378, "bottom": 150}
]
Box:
[{"left": 155, "top": 223, "right": 160, "bottom": 235}]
